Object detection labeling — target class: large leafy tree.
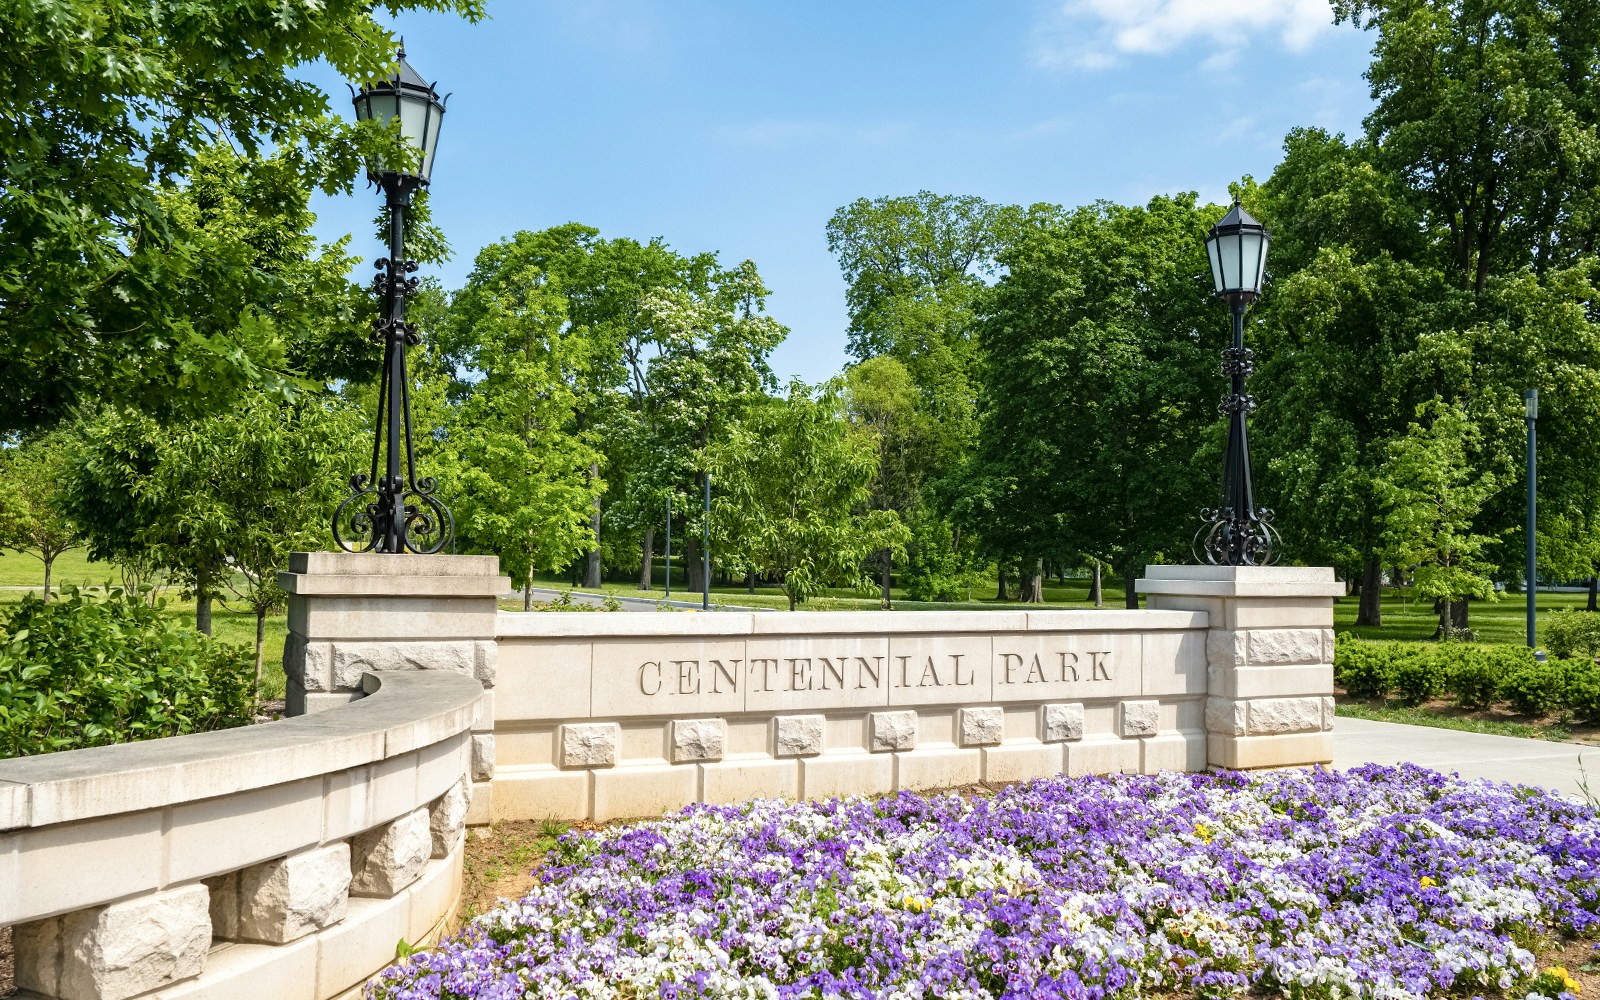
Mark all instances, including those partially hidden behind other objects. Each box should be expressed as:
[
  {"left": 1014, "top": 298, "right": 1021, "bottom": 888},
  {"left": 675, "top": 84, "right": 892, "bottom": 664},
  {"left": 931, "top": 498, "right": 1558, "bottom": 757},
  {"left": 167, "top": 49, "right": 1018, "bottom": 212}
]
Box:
[
  {"left": 971, "top": 195, "right": 1216, "bottom": 606},
  {"left": 709, "top": 381, "right": 909, "bottom": 611},
  {"left": 0, "top": 0, "right": 483, "bottom": 432}
]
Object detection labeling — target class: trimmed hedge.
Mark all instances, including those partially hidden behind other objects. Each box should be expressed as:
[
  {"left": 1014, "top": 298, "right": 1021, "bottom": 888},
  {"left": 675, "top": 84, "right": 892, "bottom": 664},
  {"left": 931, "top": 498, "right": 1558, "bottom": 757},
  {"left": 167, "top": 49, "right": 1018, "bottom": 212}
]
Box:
[
  {"left": 0, "top": 587, "right": 255, "bottom": 758},
  {"left": 1334, "top": 637, "right": 1600, "bottom": 722}
]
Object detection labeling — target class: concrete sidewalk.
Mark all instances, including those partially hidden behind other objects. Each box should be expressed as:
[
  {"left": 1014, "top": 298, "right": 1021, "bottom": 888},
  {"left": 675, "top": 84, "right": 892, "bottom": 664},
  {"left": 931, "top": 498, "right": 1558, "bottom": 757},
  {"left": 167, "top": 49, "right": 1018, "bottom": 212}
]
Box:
[{"left": 1333, "top": 716, "right": 1600, "bottom": 801}]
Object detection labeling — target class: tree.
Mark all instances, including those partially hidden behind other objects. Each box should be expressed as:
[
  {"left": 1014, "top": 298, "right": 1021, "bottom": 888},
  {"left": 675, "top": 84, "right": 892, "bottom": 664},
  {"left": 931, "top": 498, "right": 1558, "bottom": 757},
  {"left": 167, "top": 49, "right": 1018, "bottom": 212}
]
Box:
[
  {"left": 0, "top": 429, "right": 81, "bottom": 599},
  {"left": 0, "top": 1, "right": 484, "bottom": 432},
  {"left": 63, "top": 394, "right": 359, "bottom": 680},
  {"left": 1378, "top": 398, "right": 1506, "bottom": 636},
  {"left": 709, "top": 382, "right": 908, "bottom": 611},
  {"left": 442, "top": 262, "right": 603, "bottom": 609},
  {"left": 972, "top": 195, "right": 1217, "bottom": 607}
]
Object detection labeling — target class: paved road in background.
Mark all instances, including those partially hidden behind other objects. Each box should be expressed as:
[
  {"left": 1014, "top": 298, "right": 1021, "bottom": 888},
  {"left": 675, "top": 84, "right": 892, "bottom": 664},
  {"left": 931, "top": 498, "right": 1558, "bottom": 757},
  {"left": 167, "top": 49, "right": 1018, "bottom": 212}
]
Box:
[{"left": 1333, "top": 716, "right": 1597, "bottom": 800}]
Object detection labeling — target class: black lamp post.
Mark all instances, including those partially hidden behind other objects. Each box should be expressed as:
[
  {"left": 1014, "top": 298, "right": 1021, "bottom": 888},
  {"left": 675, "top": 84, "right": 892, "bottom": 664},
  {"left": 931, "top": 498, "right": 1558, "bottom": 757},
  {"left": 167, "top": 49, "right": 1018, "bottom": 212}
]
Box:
[
  {"left": 1196, "top": 200, "right": 1278, "bottom": 566},
  {"left": 333, "top": 46, "right": 454, "bottom": 554}
]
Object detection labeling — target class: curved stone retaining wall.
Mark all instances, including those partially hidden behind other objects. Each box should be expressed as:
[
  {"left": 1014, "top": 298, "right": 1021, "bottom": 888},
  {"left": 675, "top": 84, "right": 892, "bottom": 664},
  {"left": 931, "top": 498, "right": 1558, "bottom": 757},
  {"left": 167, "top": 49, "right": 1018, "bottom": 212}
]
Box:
[{"left": 0, "top": 670, "right": 484, "bottom": 1000}]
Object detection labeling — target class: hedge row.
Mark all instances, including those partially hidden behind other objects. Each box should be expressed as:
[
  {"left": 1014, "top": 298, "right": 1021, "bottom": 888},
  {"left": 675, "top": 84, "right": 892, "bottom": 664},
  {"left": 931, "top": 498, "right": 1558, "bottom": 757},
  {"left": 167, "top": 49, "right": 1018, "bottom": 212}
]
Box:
[{"left": 1335, "top": 637, "right": 1600, "bottom": 720}]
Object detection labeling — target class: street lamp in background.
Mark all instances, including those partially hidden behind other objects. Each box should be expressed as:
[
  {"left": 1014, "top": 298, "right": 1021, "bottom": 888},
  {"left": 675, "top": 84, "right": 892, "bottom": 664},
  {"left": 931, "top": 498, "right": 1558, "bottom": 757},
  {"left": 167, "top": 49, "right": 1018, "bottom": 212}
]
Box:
[
  {"left": 1196, "top": 200, "right": 1279, "bottom": 566},
  {"left": 333, "top": 46, "right": 454, "bottom": 554},
  {"left": 1526, "top": 388, "right": 1539, "bottom": 650}
]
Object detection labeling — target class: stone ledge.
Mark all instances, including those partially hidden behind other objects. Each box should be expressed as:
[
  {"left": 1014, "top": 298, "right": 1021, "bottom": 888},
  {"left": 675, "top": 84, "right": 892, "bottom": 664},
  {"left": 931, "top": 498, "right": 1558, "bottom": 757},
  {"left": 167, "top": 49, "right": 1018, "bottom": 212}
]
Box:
[
  {"left": 495, "top": 609, "right": 1209, "bottom": 640},
  {"left": 1137, "top": 565, "right": 1347, "bottom": 598},
  {"left": 0, "top": 671, "right": 483, "bottom": 831}
]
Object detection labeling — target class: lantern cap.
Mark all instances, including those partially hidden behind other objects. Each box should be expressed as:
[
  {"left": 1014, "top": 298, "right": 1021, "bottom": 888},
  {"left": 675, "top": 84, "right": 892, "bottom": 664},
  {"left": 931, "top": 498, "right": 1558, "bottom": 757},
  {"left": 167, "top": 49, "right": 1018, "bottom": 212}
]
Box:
[{"left": 1210, "top": 200, "right": 1265, "bottom": 236}]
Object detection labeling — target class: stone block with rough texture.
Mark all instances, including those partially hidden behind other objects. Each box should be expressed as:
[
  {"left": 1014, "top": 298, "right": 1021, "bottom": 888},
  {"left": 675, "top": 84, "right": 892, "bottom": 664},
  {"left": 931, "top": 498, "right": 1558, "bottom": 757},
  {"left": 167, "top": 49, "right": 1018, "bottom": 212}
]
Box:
[
  {"left": 203, "top": 871, "right": 239, "bottom": 940},
  {"left": 958, "top": 707, "right": 1004, "bottom": 747},
  {"left": 57, "top": 884, "right": 210, "bottom": 1000},
  {"left": 430, "top": 778, "right": 472, "bottom": 859},
  {"left": 560, "top": 723, "right": 619, "bottom": 768},
  {"left": 1245, "top": 629, "right": 1326, "bottom": 666},
  {"left": 351, "top": 807, "right": 431, "bottom": 898},
  {"left": 13, "top": 915, "right": 61, "bottom": 995},
  {"left": 869, "top": 711, "right": 917, "bottom": 752},
  {"left": 672, "top": 719, "right": 726, "bottom": 763},
  {"left": 1119, "top": 700, "right": 1160, "bottom": 738},
  {"left": 1041, "top": 703, "right": 1084, "bottom": 743},
  {"left": 474, "top": 639, "right": 498, "bottom": 687},
  {"left": 775, "top": 715, "right": 824, "bottom": 757},
  {"left": 237, "top": 843, "right": 351, "bottom": 944},
  {"left": 1206, "top": 630, "right": 1247, "bottom": 668},
  {"left": 1247, "top": 696, "right": 1324, "bottom": 735},
  {"left": 332, "top": 641, "right": 478, "bottom": 690},
  {"left": 1322, "top": 695, "right": 1336, "bottom": 730},
  {"left": 1205, "top": 697, "right": 1248, "bottom": 736},
  {"left": 471, "top": 733, "right": 496, "bottom": 781}
]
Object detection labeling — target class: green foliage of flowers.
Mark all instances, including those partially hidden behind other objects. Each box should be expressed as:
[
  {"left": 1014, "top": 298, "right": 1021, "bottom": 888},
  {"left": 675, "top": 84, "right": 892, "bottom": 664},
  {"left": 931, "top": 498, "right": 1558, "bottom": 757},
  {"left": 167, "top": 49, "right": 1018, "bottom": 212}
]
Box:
[{"left": 0, "top": 588, "right": 254, "bottom": 758}]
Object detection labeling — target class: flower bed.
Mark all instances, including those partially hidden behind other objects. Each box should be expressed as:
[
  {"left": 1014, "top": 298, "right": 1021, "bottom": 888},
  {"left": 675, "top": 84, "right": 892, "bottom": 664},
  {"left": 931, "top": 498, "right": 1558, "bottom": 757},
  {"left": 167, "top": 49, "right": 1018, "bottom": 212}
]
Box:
[{"left": 371, "top": 765, "right": 1600, "bottom": 1000}]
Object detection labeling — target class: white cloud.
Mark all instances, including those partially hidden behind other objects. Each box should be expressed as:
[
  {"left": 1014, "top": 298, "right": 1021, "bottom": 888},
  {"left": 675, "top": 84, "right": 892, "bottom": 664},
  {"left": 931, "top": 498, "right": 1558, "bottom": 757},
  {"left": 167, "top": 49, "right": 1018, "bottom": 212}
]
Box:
[{"left": 1032, "top": 0, "right": 1336, "bottom": 71}]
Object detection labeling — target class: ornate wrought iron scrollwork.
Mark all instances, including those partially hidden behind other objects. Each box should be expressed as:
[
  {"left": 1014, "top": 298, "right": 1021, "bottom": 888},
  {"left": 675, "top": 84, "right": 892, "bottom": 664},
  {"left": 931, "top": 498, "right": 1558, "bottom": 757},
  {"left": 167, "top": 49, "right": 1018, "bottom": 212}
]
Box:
[
  {"left": 1194, "top": 505, "right": 1280, "bottom": 566},
  {"left": 333, "top": 185, "right": 453, "bottom": 555}
]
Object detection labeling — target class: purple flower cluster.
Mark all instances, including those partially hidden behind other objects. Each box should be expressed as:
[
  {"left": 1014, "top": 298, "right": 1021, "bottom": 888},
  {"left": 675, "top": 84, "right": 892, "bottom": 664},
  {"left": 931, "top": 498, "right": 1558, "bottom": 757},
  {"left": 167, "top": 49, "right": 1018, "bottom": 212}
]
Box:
[{"left": 369, "top": 765, "right": 1600, "bottom": 999}]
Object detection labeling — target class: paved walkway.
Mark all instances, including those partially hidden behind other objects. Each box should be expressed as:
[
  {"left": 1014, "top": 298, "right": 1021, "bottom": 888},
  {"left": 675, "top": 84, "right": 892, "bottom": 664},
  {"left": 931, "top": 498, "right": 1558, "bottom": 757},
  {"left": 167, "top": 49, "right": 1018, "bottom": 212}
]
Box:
[{"left": 1333, "top": 716, "right": 1600, "bottom": 801}]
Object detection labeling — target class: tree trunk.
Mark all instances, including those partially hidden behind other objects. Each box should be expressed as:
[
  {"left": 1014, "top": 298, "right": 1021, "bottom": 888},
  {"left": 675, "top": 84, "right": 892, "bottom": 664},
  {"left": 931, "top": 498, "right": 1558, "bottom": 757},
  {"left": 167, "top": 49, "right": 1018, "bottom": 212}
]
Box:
[
  {"left": 1123, "top": 566, "right": 1139, "bottom": 610},
  {"left": 638, "top": 528, "right": 655, "bottom": 590},
  {"left": 42, "top": 553, "right": 53, "bottom": 601},
  {"left": 1355, "top": 556, "right": 1383, "bottom": 627},
  {"left": 746, "top": 571, "right": 756, "bottom": 594},
  {"left": 994, "top": 562, "right": 1009, "bottom": 601},
  {"left": 195, "top": 567, "right": 212, "bottom": 636},
  {"left": 1018, "top": 557, "right": 1044, "bottom": 603},
  {"left": 686, "top": 536, "right": 705, "bottom": 595},
  {"left": 524, "top": 566, "right": 534, "bottom": 613},
  {"left": 1089, "top": 562, "right": 1103, "bottom": 608},
  {"left": 254, "top": 610, "right": 267, "bottom": 702},
  {"left": 880, "top": 550, "right": 892, "bottom": 609},
  {"left": 1589, "top": 576, "right": 1597, "bottom": 612},
  {"left": 584, "top": 467, "right": 602, "bottom": 588},
  {"left": 1451, "top": 599, "right": 1469, "bottom": 634}
]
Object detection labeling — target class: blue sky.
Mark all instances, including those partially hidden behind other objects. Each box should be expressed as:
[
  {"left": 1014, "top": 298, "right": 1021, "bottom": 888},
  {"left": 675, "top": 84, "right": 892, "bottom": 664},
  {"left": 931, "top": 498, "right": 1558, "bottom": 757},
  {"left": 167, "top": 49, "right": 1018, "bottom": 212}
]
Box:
[{"left": 307, "top": 1, "right": 1378, "bottom": 384}]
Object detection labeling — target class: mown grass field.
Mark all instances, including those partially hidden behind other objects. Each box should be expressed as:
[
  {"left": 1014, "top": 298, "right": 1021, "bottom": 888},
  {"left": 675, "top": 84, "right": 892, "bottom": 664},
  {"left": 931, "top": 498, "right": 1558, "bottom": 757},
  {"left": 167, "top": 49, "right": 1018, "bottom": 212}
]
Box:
[{"left": 1, "top": 548, "right": 1588, "bottom": 706}]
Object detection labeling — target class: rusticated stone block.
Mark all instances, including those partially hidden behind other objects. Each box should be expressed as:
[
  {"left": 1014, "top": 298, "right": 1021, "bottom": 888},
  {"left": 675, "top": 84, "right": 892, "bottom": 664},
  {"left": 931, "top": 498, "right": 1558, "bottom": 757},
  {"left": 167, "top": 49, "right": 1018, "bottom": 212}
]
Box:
[
  {"left": 1206, "top": 629, "right": 1248, "bottom": 668},
  {"left": 283, "top": 634, "right": 334, "bottom": 692},
  {"left": 1322, "top": 695, "right": 1337, "bottom": 731},
  {"left": 430, "top": 778, "right": 472, "bottom": 859},
  {"left": 474, "top": 639, "right": 498, "bottom": 687},
  {"left": 351, "top": 807, "right": 431, "bottom": 898},
  {"left": 1322, "top": 628, "right": 1337, "bottom": 664},
  {"left": 237, "top": 843, "right": 351, "bottom": 944},
  {"left": 869, "top": 710, "right": 917, "bottom": 752},
  {"left": 560, "top": 723, "right": 619, "bottom": 768},
  {"left": 13, "top": 914, "right": 62, "bottom": 995},
  {"left": 1205, "top": 697, "right": 1248, "bottom": 737},
  {"left": 1119, "top": 700, "right": 1160, "bottom": 739},
  {"left": 775, "top": 715, "right": 824, "bottom": 757},
  {"left": 1041, "top": 703, "right": 1084, "bottom": 743},
  {"left": 1247, "top": 696, "right": 1325, "bottom": 735},
  {"left": 958, "top": 707, "right": 1004, "bottom": 747},
  {"left": 471, "top": 733, "right": 496, "bottom": 781},
  {"left": 55, "top": 884, "right": 210, "bottom": 1000},
  {"left": 671, "top": 719, "right": 726, "bottom": 763},
  {"left": 331, "top": 641, "right": 477, "bottom": 689},
  {"left": 202, "top": 871, "right": 239, "bottom": 940},
  {"left": 1245, "top": 629, "right": 1325, "bottom": 666}
]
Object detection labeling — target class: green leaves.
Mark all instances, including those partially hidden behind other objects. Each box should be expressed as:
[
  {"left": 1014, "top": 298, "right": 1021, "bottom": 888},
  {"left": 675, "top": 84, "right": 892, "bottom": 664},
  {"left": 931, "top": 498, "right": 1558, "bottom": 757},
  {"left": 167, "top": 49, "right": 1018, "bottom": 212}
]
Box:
[{"left": 0, "top": 587, "right": 254, "bottom": 758}]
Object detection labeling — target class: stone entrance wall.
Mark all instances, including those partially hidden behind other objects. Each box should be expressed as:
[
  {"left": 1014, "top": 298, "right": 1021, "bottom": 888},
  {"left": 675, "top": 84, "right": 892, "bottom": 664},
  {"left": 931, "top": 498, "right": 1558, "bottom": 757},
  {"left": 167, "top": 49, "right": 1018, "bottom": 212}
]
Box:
[{"left": 279, "top": 557, "right": 1342, "bottom": 824}]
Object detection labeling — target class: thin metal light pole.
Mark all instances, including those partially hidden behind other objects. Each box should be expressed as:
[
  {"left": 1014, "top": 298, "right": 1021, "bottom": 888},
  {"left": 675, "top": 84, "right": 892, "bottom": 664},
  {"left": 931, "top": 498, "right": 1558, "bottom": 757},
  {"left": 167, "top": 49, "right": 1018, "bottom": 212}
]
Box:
[
  {"left": 664, "top": 495, "right": 672, "bottom": 600},
  {"left": 710, "top": 473, "right": 716, "bottom": 611},
  {"left": 1526, "top": 388, "right": 1539, "bottom": 649}
]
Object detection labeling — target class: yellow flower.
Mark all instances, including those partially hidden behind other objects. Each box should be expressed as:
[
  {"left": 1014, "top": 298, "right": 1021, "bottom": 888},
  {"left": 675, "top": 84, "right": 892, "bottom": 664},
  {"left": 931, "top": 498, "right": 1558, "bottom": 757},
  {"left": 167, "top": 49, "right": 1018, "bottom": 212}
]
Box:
[
  {"left": 901, "top": 894, "right": 933, "bottom": 913},
  {"left": 1554, "top": 966, "right": 1581, "bottom": 994},
  {"left": 1193, "top": 822, "right": 1214, "bottom": 845},
  {"left": 1418, "top": 876, "right": 1437, "bottom": 889}
]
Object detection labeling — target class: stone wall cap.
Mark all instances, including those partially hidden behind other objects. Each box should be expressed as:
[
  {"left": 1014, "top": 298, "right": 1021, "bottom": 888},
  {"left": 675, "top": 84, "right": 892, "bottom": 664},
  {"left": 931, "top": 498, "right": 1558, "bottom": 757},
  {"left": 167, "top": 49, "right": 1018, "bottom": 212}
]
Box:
[
  {"left": 496, "top": 608, "right": 1206, "bottom": 639},
  {"left": 0, "top": 671, "right": 482, "bottom": 831},
  {"left": 288, "top": 552, "right": 501, "bottom": 576},
  {"left": 1138, "top": 565, "right": 1347, "bottom": 598},
  {"left": 277, "top": 571, "right": 511, "bottom": 597},
  {"left": 1024, "top": 610, "right": 1208, "bottom": 630},
  {"left": 497, "top": 612, "right": 759, "bottom": 638}
]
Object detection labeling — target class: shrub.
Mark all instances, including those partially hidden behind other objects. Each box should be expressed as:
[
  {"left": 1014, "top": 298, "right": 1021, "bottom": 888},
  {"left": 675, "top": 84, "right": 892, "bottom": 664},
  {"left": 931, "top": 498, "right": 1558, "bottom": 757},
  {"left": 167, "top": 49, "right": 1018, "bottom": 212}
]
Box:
[
  {"left": 1335, "top": 639, "right": 1397, "bottom": 699},
  {"left": 1392, "top": 646, "right": 1448, "bottom": 706},
  {"left": 1448, "top": 647, "right": 1501, "bottom": 711},
  {"left": 1499, "top": 659, "right": 1567, "bottom": 717},
  {"left": 1543, "top": 610, "right": 1600, "bottom": 660},
  {"left": 0, "top": 587, "right": 255, "bottom": 758},
  {"left": 1562, "top": 658, "right": 1600, "bottom": 723}
]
